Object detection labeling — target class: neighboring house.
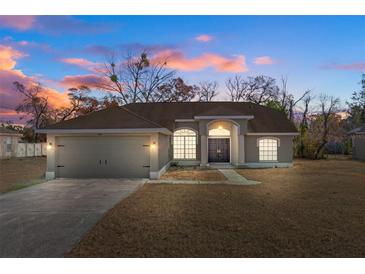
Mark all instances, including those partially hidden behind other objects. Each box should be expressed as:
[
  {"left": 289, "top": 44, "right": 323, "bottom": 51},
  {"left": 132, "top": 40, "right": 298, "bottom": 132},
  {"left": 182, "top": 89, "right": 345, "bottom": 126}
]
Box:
[
  {"left": 0, "top": 128, "right": 22, "bottom": 159},
  {"left": 37, "top": 102, "right": 298, "bottom": 179},
  {"left": 349, "top": 124, "right": 365, "bottom": 160}
]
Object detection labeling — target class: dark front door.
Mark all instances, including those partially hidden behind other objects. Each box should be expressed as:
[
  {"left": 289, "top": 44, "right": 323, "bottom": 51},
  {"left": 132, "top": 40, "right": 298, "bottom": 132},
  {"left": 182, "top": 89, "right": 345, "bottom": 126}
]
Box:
[{"left": 208, "top": 138, "right": 230, "bottom": 163}]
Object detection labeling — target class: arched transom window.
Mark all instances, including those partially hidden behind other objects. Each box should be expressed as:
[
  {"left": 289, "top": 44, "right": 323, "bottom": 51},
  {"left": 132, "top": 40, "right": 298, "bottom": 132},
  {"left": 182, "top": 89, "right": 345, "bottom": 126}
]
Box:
[
  {"left": 173, "top": 129, "right": 197, "bottom": 159},
  {"left": 258, "top": 138, "right": 279, "bottom": 161},
  {"left": 209, "top": 128, "right": 230, "bottom": 136}
]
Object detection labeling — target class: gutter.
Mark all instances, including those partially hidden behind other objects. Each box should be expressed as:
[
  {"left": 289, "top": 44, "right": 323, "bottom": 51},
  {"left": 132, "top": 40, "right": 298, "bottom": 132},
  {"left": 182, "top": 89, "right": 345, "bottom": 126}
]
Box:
[
  {"left": 35, "top": 128, "right": 172, "bottom": 135},
  {"left": 246, "top": 132, "right": 299, "bottom": 136}
]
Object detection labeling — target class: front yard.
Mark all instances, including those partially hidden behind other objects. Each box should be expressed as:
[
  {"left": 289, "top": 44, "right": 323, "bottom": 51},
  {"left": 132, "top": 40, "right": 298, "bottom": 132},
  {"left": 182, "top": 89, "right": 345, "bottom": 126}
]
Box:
[
  {"left": 66, "top": 159, "right": 365, "bottom": 257},
  {"left": 0, "top": 157, "right": 46, "bottom": 193}
]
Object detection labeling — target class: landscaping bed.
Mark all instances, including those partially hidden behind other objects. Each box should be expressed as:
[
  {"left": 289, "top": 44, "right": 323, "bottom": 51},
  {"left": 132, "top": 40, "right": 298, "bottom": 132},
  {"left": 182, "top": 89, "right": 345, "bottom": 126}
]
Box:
[{"left": 161, "top": 166, "right": 227, "bottom": 181}]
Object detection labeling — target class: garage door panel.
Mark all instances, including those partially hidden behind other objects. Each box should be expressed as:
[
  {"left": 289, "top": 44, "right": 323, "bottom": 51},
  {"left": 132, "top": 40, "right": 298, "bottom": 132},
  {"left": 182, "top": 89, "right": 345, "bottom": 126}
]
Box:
[{"left": 56, "top": 136, "right": 150, "bottom": 178}]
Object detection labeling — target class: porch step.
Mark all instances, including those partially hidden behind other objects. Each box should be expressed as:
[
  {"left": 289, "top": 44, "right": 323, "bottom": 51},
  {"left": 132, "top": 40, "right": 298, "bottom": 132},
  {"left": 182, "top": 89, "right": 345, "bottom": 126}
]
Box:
[{"left": 209, "top": 163, "right": 235, "bottom": 169}]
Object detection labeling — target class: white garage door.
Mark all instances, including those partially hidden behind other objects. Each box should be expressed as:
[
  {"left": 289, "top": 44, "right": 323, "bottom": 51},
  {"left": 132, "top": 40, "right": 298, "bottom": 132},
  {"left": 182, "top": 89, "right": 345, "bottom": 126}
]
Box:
[{"left": 55, "top": 136, "right": 150, "bottom": 178}]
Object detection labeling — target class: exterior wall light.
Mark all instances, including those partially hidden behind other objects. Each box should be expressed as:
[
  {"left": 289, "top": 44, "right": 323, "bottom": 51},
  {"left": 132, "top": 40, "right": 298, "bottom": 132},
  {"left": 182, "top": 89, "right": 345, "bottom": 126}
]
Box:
[
  {"left": 218, "top": 125, "right": 223, "bottom": 129},
  {"left": 151, "top": 142, "right": 157, "bottom": 149},
  {"left": 47, "top": 143, "right": 53, "bottom": 150}
]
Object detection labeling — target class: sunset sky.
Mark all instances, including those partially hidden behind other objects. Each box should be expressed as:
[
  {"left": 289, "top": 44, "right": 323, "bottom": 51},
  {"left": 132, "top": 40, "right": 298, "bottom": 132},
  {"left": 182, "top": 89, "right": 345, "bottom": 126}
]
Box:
[{"left": 0, "top": 15, "right": 364, "bottom": 123}]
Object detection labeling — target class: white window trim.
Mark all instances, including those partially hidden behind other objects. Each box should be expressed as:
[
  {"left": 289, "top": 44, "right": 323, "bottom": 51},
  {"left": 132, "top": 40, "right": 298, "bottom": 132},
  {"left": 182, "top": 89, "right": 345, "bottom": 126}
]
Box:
[
  {"left": 256, "top": 137, "right": 280, "bottom": 147},
  {"left": 173, "top": 128, "right": 197, "bottom": 160},
  {"left": 257, "top": 137, "right": 279, "bottom": 162}
]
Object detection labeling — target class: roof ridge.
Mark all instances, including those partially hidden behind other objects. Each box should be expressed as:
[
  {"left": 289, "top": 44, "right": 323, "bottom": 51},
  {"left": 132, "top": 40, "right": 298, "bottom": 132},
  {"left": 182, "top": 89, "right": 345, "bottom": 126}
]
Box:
[{"left": 120, "top": 106, "right": 166, "bottom": 129}]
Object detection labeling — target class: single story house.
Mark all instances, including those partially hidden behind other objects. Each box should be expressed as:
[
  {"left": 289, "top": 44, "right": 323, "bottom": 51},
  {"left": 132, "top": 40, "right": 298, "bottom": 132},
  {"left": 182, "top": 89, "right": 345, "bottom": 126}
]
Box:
[
  {"left": 349, "top": 124, "right": 365, "bottom": 160},
  {"left": 37, "top": 102, "right": 298, "bottom": 179},
  {"left": 0, "top": 127, "right": 22, "bottom": 159}
]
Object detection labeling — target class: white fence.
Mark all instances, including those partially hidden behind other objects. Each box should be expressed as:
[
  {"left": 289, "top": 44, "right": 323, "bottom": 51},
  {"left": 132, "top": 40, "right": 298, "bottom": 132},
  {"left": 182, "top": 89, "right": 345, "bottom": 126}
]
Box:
[{"left": 17, "top": 143, "right": 47, "bottom": 157}]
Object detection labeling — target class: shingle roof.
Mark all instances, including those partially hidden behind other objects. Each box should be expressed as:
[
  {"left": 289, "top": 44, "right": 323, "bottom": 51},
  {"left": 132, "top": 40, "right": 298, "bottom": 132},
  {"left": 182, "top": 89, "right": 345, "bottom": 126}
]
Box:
[
  {"left": 349, "top": 124, "right": 365, "bottom": 134},
  {"left": 0, "top": 127, "right": 21, "bottom": 135},
  {"left": 125, "top": 102, "right": 297, "bottom": 133},
  {"left": 44, "top": 101, "right": 298, "bottom": 133},
  {"left": 46, "top": 106, "right": 164, "bottom": 130},
  {"left": 360, "top": 124, "right": 365, "bottom": 133}
]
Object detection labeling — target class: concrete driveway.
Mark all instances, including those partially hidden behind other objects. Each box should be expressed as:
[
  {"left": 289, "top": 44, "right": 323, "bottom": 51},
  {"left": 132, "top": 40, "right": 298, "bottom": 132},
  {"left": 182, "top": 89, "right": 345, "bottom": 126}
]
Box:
[{"left": 0, "top": 178, "right": 146, "bottom": 258}]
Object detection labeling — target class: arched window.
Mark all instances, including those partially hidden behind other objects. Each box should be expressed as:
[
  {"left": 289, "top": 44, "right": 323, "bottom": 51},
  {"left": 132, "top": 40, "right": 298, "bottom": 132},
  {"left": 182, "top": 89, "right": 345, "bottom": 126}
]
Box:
[
  {"left": 173, "top": 129, "right": 197, "bottom": 159},
  {"left": 258, "top": 138, "right": 279, "bottom": 161}
]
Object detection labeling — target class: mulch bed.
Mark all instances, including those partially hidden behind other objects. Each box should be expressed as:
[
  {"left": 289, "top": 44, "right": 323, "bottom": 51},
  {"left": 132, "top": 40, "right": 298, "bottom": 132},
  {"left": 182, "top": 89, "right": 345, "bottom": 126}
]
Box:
[
  {"left": 66, "top": 159, "right": 365, "bottom": 258},
  {"left": 161, "top": 167, "right": 227, "bottom": 181}
]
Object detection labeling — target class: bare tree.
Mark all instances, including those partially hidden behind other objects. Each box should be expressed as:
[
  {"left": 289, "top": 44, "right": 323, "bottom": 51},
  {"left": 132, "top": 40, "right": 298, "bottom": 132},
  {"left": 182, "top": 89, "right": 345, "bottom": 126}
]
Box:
[
  {"left": 225, "top": 75, "right": 247, "bottom": 101},
  {"left": 99, "top": 51, "right": 175, "bottom": 104},
  {"left": 14, "top": 82, "right": 49, "bottom": 129},
  {"left": 13, "top": 81, "right": 50, "bottom": 141},
  {"left": 287, "top": 90, "right": 311, "bottom": 121},
  {"left": 245, "top": 76, "right": 279, "bottom": 105},
  {"left": 225, "top": 75, "right": 279, "bottom": 104},
  {"left": 297, "top": 93, "right": 314, "bottom": 157},
  {"left": 54, "top": 86, "right": 100, "bottom": 121},
  {"left": 314, "top": 94, "right": 340, "bottom": 159},
  {"left": 157, "top": 77, "right": 199, "bottom": 102},
  {"left": 275, "top": 76, "right": 311, "bottom": 121},
  {"left": 197, "top": 81, "right": 219, "bottom": 101}
]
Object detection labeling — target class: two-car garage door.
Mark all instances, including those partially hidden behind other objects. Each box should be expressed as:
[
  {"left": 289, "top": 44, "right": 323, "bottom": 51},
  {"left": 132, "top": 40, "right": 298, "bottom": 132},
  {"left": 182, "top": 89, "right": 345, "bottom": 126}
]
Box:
[{"left": 55, "top": 136, "right": 150, "bottom": 178}]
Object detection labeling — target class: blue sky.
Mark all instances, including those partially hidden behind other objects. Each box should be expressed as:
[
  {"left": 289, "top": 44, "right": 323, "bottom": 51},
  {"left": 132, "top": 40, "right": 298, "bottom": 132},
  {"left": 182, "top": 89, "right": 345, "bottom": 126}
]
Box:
[{"left": 1, "top": 16, "right": 364, "bottom": 121}]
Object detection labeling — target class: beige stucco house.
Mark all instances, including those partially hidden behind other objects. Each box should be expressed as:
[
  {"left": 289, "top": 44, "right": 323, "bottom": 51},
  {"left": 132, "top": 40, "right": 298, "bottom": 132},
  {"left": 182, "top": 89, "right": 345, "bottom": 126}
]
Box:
[
  {"left": 37, "top": 102, "right": 298, "bottom": 179},
  {"left": 0, "top": 127, "right": 22, "bottom": 159},
  {"left": 350, "top": 124, "right": 365, "bottom": 161}
]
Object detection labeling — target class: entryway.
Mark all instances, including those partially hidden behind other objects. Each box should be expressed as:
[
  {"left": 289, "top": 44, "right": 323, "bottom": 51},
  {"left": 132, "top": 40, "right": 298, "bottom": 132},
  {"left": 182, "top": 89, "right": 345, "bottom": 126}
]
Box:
[{"left": 208, "top": 138, "right": 230, "bottom": 163}]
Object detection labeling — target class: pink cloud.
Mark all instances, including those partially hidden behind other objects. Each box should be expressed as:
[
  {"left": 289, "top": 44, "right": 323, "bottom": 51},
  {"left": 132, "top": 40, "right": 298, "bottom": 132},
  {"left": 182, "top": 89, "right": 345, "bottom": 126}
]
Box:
[
  {"left": 254, "top": 56, "right": 275, "bottom": 65},
  {"left": 195, "top": 34, "right": 214, "bottom": 42},
  {"left": 152, "top": 50, "right": 247, "bottom": 73},
  {"left": 0, "top": 16, "right": 36, "bottom": 31},
  {"left": 0, "top": 69, "right": 69, "bottom": 110},
  {"left": 18, "top": 41, "right": 29, "bottom": 46},
  {"left": 0, "top": 107, "right": 28, "bottom": 124},
  {"left": 60, "top": 74, "right": 109, "bottom": 89},
  {"left": 0, "top": 45, "right": 25, "bottom": 70},
  {"left": 0, "top": 45, "right": 69, "bottom": 120},
  {"left": 321, "top": 62, "right": 365, "bottom": 72},
  {"left": 61, "top": 57, "right": 100, "bottom": 72}
]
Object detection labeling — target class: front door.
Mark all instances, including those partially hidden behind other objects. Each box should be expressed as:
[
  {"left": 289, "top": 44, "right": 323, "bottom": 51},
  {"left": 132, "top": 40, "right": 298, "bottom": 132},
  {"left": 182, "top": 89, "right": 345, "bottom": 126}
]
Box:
[{"left": 208, "top": 138, "right": 230, "bottom": 163}]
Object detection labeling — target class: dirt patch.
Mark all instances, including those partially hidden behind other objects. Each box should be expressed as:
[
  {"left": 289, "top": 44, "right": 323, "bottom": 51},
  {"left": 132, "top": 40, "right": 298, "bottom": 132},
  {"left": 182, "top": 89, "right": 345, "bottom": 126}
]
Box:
[
  {"left": 66, "top": 159, "right": 365, "bottom": 258},
  {"left": 161, "top": 167, "right": 226, "bottom": 181},
  {"left": 0, "top": 157, "right": 46, "bottom": 193}
]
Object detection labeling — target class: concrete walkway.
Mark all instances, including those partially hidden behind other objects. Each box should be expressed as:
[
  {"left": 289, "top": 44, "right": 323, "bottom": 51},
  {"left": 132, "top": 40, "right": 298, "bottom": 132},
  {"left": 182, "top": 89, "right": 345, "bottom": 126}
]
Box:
[
  {"left": 0, "top": 178, "right": 145, "bottom": 258},
  {"left": 218, "top": 169, "right": 261, "bottom": 185}
]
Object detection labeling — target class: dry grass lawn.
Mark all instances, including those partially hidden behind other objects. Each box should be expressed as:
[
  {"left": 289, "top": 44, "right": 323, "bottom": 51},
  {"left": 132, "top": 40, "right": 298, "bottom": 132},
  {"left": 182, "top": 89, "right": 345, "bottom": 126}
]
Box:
[
  {"left": 66, "top": 159, "right": 365, "bottom": 258},
  {"left": 0, "top": 157, "right": 46, "bottom": 193}
]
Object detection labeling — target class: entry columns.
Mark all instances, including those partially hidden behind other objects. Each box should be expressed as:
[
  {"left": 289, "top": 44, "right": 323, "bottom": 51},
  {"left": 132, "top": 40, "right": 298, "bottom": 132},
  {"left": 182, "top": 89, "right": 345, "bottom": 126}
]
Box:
[
  {"left": 238, "top": 134, "right": 245, "bottom": 165},
  {"left": 200, "top": 135, "right": 208, "bottom": 166}
]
